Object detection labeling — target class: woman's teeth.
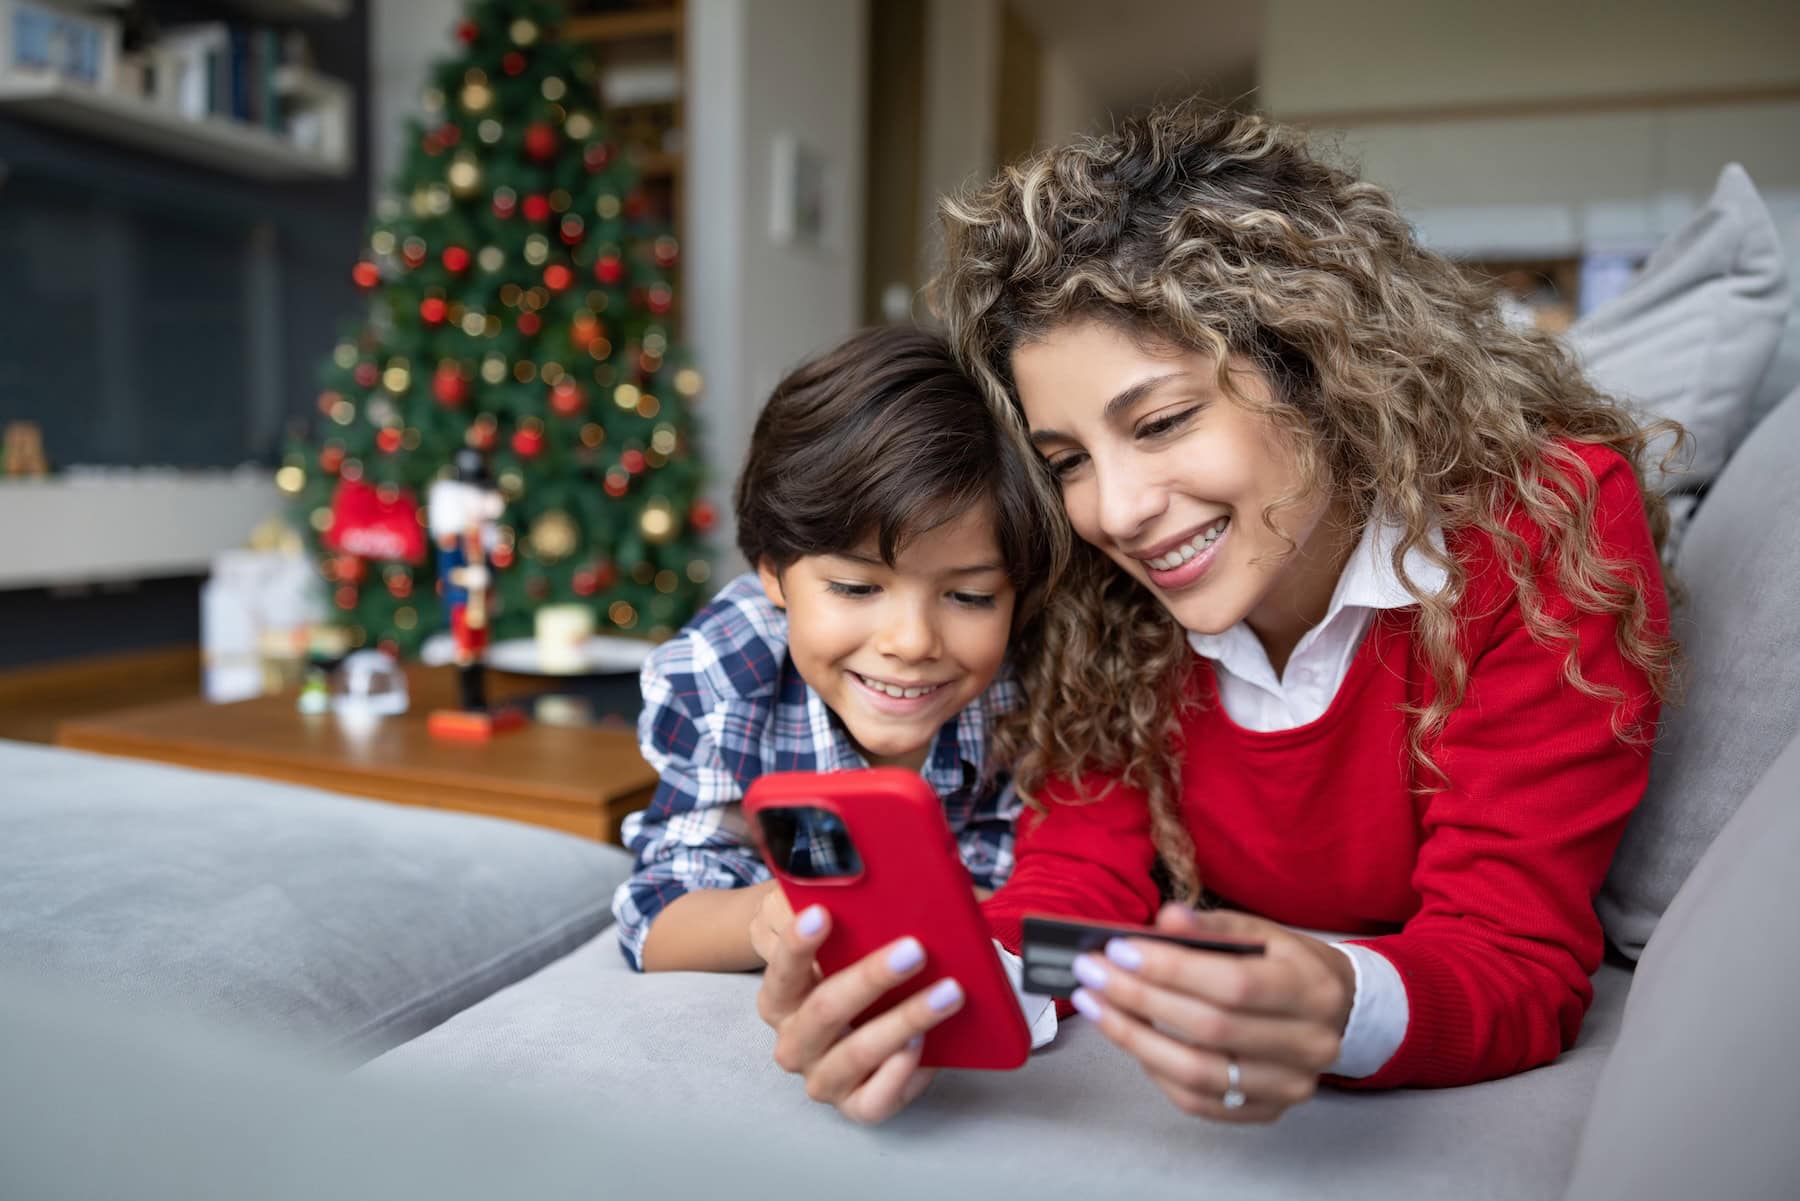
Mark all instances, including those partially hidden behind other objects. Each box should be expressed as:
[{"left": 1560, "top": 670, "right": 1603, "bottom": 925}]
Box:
[
  {"left": 1147, "top": 518, "right": 1229, "bottom": 571},
  {"left": 855, "top": 674, "right": 942, "bottom": 700}
]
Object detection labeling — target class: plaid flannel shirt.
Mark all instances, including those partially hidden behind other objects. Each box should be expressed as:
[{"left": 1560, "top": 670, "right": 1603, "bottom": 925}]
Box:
[{"left": 613, "top": 572, "right": 1023, "bottom": 970}]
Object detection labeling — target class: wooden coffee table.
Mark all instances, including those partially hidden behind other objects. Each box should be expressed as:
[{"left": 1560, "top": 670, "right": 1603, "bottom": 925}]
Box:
[{"left": 55, "top": 669, "right": 657, "bottom": 843}]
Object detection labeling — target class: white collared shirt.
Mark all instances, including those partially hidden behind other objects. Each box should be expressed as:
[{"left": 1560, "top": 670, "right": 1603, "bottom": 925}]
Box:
[{"left": 1186, "top": 518, "right": 1449, "bottom": 1078}]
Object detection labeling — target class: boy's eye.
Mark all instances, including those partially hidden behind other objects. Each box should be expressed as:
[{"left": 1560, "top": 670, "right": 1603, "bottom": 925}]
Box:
[
  {"left": 949, "top": 591, "right": 997, "bottom": 609},
  {"left": 1136, "top": 405, "right": 1201, "bottom": 441},
  {"left": 825, "top": 581, "right": 877, "bottom": 599}
]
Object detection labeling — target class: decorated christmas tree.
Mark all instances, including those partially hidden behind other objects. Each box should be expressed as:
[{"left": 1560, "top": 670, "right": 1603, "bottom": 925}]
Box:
[{"left": 283, "top": 0, "right": 713, "bottom": 661}]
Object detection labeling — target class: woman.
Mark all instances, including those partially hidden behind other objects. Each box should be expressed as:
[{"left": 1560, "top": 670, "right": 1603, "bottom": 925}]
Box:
[{"left": 755, "top": 101, "right": 1678, "bottom": 1126}]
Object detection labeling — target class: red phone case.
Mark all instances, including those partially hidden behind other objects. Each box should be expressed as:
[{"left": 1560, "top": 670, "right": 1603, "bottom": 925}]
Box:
[{"left": 743, "top": 767, "right": 1030, "bottom": 1071}]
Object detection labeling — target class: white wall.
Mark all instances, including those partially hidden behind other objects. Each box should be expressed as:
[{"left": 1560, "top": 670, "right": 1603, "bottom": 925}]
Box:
[
  {"left": 368, "top": 0, "right": 462, "bottom": 202},
  {"left": 687, "top": 0, "right": 870, "bottom": 575},
  {"left": 1260, "top": 0, "right": 1800, "bottom": 257}
]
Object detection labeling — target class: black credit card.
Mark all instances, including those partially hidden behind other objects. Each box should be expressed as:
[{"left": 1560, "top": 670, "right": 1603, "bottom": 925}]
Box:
[{"left": 1020, "top": 914, "right": 1266, "bottom": 999}]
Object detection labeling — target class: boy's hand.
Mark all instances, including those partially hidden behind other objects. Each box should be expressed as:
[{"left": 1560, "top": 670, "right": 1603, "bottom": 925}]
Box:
[{"left": 749, "top": 881, "right": 794, "bottom": 966}]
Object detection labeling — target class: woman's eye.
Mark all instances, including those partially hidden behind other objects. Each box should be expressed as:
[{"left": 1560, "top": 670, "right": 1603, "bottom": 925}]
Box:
[
  {"left": 825, "top": 581, "right": 877, "bottom": 599},
  {"left": 1137, "top": 406, "right": 1200, "bottom": 440},
  {"left": 949, "top": 591, "right": 997, "bottom": 609}
]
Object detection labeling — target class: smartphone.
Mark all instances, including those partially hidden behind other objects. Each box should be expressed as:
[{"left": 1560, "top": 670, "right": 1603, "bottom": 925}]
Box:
[
  {"left": 743, "top": 767, "right": 1030, "bottom": 1071},
  {"left": 1020, "top": 913, "right": 1266, "bottom": 999}
]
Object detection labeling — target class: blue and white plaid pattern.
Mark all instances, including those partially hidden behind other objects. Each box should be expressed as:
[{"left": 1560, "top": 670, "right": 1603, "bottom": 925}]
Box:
[{"left": 612, "top": 572, "right": 1023, "bottom": 969}]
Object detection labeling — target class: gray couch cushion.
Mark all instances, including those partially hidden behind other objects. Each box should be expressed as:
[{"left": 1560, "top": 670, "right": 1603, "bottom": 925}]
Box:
[
  {"left": 1598, "top": 385, "right": 1800, "bottom": 958},
  {"left": 1568, "top": 163, "right": 1789, "bottom": 504},
  {"left": 1564, "top": 729, "right": 1800, "bottom": 1201},
  {"left": 366, "top": 931, "right": 1634, "bottom": 1201},
  {"left": 0, "top": 740, "right": 633, "bottom": 1062}
]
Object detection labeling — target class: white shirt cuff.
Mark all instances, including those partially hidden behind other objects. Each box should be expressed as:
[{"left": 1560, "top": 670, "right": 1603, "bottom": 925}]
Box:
[
  {"left": 996, "top": 942, "right": 1058, "bottom": 1049},
  {"left": 1325, "top": 942, "right": 1408, "bottom": 1078}
]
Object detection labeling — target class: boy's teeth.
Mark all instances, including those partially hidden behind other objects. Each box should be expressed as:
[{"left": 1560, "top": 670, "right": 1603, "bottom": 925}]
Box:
[
  {"left": 858, "top": 674, "right": 938, "bottom": 699},
  {"left": 1149, "top": 518, "right": 1228, "bottom": 571}
]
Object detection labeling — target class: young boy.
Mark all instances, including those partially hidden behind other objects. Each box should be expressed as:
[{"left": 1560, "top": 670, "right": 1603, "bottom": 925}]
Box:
[{"left": 613, "top": 327, "right": 1052, "bottom": 972}]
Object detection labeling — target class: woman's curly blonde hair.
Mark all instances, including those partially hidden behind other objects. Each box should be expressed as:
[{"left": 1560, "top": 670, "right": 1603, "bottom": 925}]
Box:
[{"left": 932, "top": 101, "right": 1681, "bottom": 904}]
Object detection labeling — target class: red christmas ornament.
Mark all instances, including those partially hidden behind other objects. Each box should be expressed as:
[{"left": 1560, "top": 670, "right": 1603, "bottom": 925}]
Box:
[
  {"left": 503, "top": 51, "right": 527, "bottom": 76},
  {"left": 690, "top": 500, "right": 717, "bottom": 532},
  {"left": 419, "top": 297, "right": 448, "bottom": 325},
  {"left": 549, "top": 379, "right": 585, "bottom": 417},
  {"left": 491, "top": 544, "right": 515, "bottom": 569},
  {"left": 320, "top": 446, "right": 345, "bottom": 475},
  {"left": 492, "top": 188, "right": 517, "bottom": 219},
  {"left": 604, "top": 470, "right": 629, "bottom": 498},
  {"left": 584, "top": 142, "right": 613, "bottom": 172},
  {"left": 522, "top": 193, "right": 552, "bottom": 223},
  {"left": 353, "top": 362, "right": 380, "bottom": 389},
  {"left": 376, "top": 428, "right": 404, "bottom": 454},
  {"left": 621, "top": 449, "right": 647, "bottom": 475},
  {"left": 517, "top": 311, "right": 543, "bottom": 336},
  {"left": 467, "top": 421, "right": 497, "bottom": 452},
  {"left": 352, "top": 261, "right": 381, "bottom": 289},
  {"left": 524, "top": 123, "right": 558, "bottom": 161},
  {"left": 456, "top": 19, "right": 478, "bottom": 43},
  {"left": 594, "top": 255, "right": 623, "bottom": 285},
  {"left": 511, "top": 427, "right": 545, "bottom": 458},
  {"left": 543, "top": 263, "right": 573, "bottom": 292},
  {"left": 335, "top": 585, "right": 359, "bottom": 610},
  {"left": 442, "top": 245, "right": 471, "bottom": 273},
  {"left": 433, "top": 363, "right": 468, "bottom": 408}
]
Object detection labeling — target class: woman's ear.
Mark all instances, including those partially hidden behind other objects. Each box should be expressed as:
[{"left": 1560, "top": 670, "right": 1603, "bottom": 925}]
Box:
[{"left": 756, "top": 559, "right": 788, "bottom": 611}]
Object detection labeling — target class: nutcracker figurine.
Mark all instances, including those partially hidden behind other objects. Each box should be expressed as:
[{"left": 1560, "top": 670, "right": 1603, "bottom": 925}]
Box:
[{"left": 425, "top": 449, "right": 524, "bottom": 739}]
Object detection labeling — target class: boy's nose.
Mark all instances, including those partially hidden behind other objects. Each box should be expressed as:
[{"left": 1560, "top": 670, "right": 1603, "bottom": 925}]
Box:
[{"left": 876, "top": 604, "right": 940, "bottom": 662}]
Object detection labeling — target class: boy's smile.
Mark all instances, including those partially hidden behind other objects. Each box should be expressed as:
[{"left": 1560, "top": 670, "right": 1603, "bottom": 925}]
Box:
[{"left": 758, "top": 508, "right": 1016, "bottom": 773}]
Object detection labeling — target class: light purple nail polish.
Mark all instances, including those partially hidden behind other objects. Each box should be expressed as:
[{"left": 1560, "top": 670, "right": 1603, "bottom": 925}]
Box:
[
  {"left": 1071, "top": 988, "right": 1103, "bottom": 1021},
  {"left": 795, "top": 906, "right": 825, "bottom": 937},
  {"left": 926, "top": 978, "right": 963, "bottom": 1012},
  {"left": 887, "top": 937, "right": 925, "bottom": 974},
  {"left": 1072, "top": 954, "right": 1108, "bottom": 991},
  {"left": 1105, "top": 938, "right": 1144, "bottom": 971}
]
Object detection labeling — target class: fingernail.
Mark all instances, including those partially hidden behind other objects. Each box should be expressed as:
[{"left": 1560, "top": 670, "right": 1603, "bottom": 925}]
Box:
[
  {"left": 1071, "top": 988, "right": 1103, "bottom": 1021},
  {"left": 1072, "top": 953, "right": 1108, "bottom": 991},
  {"left": 926, "top": 979, "right": 963, "bottom": 1012},
  {"left": 795, "top": 906, "right": 826, "bottom": 938},
  {"left": 888, "top": 937, "right": 925, "bottom": 974},
  {"left": 1105, "top": 938, "right": 1143, "bottom": 970}
]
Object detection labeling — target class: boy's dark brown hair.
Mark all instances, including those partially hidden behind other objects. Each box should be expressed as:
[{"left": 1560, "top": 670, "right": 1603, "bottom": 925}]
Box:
[{"left": 734, "top": 325, "right": 1055, "bottom": 620}]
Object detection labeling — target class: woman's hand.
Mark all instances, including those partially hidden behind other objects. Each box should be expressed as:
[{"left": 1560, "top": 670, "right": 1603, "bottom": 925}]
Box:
[
  {"left": 1070, "top": 904, "right": 1354, "bottom": 1124},
  {"left": 756, "top": 905, "right": 966, "bottom": 1125},
  {"left": 748, "top": 881, "right": 794, "bottom": 966}
]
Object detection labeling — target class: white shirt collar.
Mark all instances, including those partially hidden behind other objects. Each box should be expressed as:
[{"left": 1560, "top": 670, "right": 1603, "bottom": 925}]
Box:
[{"left": 1186, "top": 517, "right": 1449, "bottom": 666}]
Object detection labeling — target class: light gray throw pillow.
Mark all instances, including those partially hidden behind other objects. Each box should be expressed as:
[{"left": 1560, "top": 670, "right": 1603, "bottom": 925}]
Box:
[
  {"left": 1597, "top": 384, "right": 1800, "bottom": 958},
  {"left": 0, "top": 740, "right": 633, "bottom": 1062},
  {"left": 1564, "top": 727, "right": 1800, "bottom": 1201},
  {"left": 1567, "top": 164, "right": 1789, "bottom": 507}
]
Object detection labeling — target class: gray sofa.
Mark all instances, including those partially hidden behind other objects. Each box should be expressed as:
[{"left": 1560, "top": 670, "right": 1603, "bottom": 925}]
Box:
[{"left": 5, "top": 167, "right": 1799, "bottom": 1200}]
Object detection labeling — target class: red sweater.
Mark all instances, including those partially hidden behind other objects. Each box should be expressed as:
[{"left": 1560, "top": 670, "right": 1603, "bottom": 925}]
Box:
[{"left": 985, "top": 442, "right": 1666, "bottom": 1089}]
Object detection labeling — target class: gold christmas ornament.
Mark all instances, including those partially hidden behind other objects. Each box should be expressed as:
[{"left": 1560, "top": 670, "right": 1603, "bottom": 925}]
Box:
[
  {"left": 528, "top": 510, "right": 579, "bottom": 562},
  {"left": 640, "top": 498, "right": 677, "bottom": 544},
  {"left": 276, "top": 465, "right": 305, "bottom": 494},
  {"left": 509, "top": 18, "right": 538, "bottom": 45},
  {"left": 447, "top": 154, "right": 481, "bottom": 196},
  {"left": 477, "top": 245, "right": 504, "bottom": 272},
  {"left": 460, "top": 81, "right": 492, "bottom": 113},
  {"left": 541, "top": 76, "right": 566, "bottom": 102}
]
